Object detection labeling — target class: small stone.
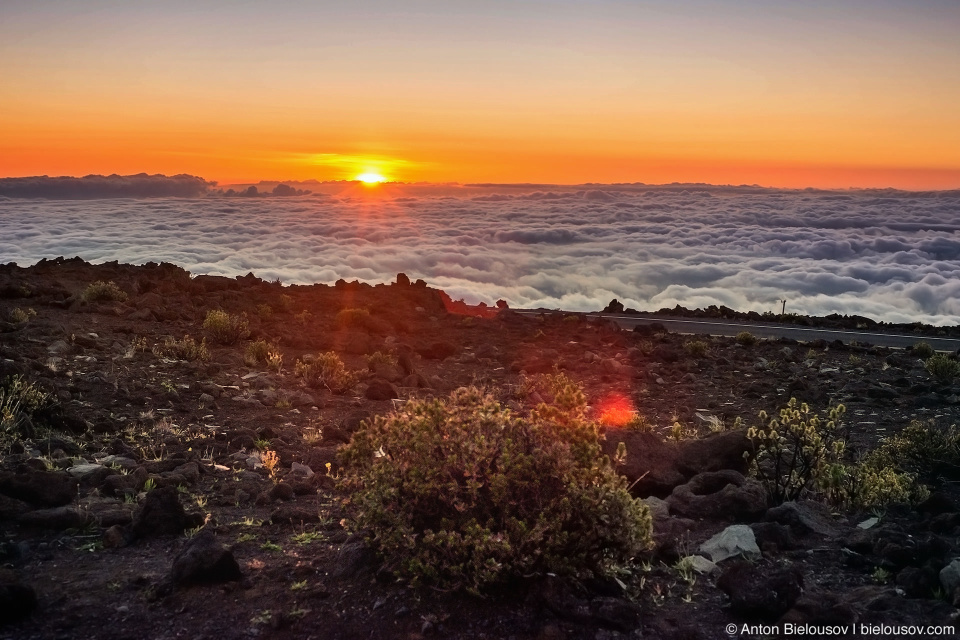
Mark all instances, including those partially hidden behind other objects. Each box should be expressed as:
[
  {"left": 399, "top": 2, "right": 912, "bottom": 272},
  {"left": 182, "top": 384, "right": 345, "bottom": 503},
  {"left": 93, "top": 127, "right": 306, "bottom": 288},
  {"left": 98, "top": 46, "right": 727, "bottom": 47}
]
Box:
[
  {"left": 940, "top": 558, "right": 960, "bottom": 595},
  {"left": 699, "top": 525, "right": 761, "bottom": 563},
  {"left": 857, "top": 517, "right": 879, "bottom": 530},
  {"left": 687, "top": 555, "right": 718, "bottom": 575}
]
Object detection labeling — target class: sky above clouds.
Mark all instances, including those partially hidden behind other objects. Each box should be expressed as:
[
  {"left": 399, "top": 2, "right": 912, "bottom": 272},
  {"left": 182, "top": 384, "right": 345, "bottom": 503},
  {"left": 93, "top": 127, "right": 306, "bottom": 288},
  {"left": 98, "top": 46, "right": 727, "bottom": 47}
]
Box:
[
  {"left": 1, "top": 1, "right": 959, "bottom": 187},
  {"left": 3, "top": 185, "right": 960, "bottom": 324}
]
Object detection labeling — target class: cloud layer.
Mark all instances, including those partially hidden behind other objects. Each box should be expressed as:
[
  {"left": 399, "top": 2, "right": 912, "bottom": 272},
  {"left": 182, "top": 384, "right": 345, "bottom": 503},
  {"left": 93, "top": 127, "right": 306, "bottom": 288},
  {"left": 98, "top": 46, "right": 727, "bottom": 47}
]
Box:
[{"left": 2, "top": 184, "right": 960, "bottom": 324}]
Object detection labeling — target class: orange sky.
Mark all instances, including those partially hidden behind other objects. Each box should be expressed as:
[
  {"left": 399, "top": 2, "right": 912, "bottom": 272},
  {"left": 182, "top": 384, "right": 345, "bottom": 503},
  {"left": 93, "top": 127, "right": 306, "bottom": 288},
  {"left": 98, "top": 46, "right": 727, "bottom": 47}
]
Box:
[{"left": 2, "top": 1, "right": 959, "bottom": 190}]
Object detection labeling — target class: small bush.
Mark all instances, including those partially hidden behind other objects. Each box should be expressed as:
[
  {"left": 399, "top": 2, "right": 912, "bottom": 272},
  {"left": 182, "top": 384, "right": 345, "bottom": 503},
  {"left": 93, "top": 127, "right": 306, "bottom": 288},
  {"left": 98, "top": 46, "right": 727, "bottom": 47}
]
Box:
[
  {"left": 203, "top": 310, "right": 250, "bottom": 345},
  {"left": 748, "top": 398, "right": 847, "bottom": 504},
  {"left": 866, "top": 420, "right": 960, "bottom": 481},
  {"left": 1, "top": 375, "right": 53, "bottom": 439},
  {"left": 9, "top": 307, "right": 36, "bottom": 323},
  {"left": 340, "top": 385, "right": 651, "bottom": 593},
  {"left": 747, "top": 398, "right": 920, "bottom": 508},
  {"left": 912, "top": 342, "right": 935, "bottom": 359},
  {"left": 295, "top": 352, "right": 359, "bottom": 394},
  {"left": 256, "top": 304, "right": 273, "bottom": 319},
  {"left": 244, "top": 339, "right": 272, "bottom": 366},
  {"left": 153, "top": 335, "right": 209, "bottom": 361},
  {"left": 365, "top": 351, "right": 398, "bottom": 371},
  {"left": 336, "top": 308, "right": 371, "bottom": 329},
  {"left": 925, "top": 353, "right": 959, "bottom": 383},
  {"left": 735, "top": 331, "right": 757, "bottom": 346},
  {"left": 82, "top": 280, "right": 128, "bottom": 303},
  {"left": 683, "top": 340, "right": 708, "bottom": 358}
]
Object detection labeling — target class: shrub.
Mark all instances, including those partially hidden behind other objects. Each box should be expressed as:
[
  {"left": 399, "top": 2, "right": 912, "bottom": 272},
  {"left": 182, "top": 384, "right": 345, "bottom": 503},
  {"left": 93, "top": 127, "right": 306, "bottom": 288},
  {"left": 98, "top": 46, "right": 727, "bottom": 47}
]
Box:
[
  {"left": 244, "top": 339, "right": 272, "bottom": 366},
  {"left": 365, "top": 351, "right": 398, "bottom": 371},
  {"left": 748, "top": 398, "right": 847, "bottom": 505},
  {"left": 1, "top": 375, "right": 53, "bottom": 439},
  {"left": 153, "top": 335, "right": 209, "bottom": 361},
  {"left": 9, "top": 307, "right": 36, "bottom": 323},
  {"left": 683, "top": 340, "right": 708, "bottom": 358},
  {"left": 256, "top": 304, "right": 273, "bottom": 319},
  {"left": 339, "top": 385, "right": 652, "bottom": 593},
  {"left": 735, "top": 331, "right": 757, "bottom": 346},
  {"left": 336, "top": 308, "right": 371, "bottom": 329},
  {"left": 81, "top": 280, "right": 128, "bottom": 303},
  {"left": 925, "top": 353, "right": 959, "bottom": 383},
  {"left": 912, "top": 342, "right": 935, "bottom": 359},
  {"left": 203, "top": 310, "right": 250, "bottom": 345},
  {"left": 865, "top": 420, "right": 960, "bottom": 481},
  {"left": 295, "top": 352, "right": 359, "bottom": 394},
  {"left": 747, "top": 398, "right": 921, "bottom": 508}
]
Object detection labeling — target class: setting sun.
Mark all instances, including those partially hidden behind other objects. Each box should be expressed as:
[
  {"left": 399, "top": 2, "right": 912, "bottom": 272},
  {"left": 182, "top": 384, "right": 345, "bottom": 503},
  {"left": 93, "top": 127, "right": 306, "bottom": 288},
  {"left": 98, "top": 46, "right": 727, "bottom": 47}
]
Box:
[{"left": 356, "top": 173, "right": 387, "bottom": 184}]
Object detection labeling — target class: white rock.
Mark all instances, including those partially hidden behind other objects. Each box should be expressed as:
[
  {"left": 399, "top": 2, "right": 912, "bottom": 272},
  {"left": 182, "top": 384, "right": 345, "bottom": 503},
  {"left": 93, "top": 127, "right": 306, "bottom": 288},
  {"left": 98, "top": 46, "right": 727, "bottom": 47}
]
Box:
[
  {"left": 688, "top": 555, "right": 718, "bottom": 575},
  {"left": 940, "top": 558, "right": 960, "bottom": 595},
  {"left": 857, "top": 517, "right": 879, "bottom": 530},
  {"left": 699, "top": 525, "right": 761, "bottom": 563},
  {"left": 641, "top": 497, "right": 669, "bottom": 521},
  {"left": 66, "top": 463, "right": 105, "bottom": 479},
  {"left": 290, "top": 462, "right": 315, "bottom": 478}
]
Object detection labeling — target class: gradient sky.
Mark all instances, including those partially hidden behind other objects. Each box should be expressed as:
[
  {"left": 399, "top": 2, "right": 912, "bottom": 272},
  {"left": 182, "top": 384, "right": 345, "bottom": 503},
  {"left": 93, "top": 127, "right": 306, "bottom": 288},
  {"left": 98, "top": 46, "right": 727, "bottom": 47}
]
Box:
[{"left": 2, "top": 0, "right": 959, "bottom": 188}]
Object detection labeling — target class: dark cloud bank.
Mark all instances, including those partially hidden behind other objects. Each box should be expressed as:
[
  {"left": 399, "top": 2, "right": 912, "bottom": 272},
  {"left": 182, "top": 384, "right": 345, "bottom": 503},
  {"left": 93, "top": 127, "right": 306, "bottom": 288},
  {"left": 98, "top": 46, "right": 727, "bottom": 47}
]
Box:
[{"left": 2, "top": 182, "right": 959, "bottom": 324}]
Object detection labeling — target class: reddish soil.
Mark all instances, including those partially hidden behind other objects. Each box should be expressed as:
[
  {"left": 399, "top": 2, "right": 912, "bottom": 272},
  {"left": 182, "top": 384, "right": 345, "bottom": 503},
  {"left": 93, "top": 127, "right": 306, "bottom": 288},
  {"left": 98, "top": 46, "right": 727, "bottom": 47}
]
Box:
[{"left": 0, "top": 258, "right": 958, "bottom": 640}]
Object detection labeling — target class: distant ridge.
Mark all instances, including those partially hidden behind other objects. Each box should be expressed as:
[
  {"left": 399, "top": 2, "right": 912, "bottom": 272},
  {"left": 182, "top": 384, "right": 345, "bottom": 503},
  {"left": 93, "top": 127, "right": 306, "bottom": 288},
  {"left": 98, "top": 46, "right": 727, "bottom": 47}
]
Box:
[{"left": 0, "top": 173, "right": 213, "bottom": 199}]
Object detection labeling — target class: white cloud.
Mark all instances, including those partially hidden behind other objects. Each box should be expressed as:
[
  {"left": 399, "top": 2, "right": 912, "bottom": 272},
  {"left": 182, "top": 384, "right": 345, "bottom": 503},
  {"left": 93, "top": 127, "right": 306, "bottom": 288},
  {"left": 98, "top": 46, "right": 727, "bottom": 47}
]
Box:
[{"left": 2, "top": 185, "right": 960, "bottom": 324}]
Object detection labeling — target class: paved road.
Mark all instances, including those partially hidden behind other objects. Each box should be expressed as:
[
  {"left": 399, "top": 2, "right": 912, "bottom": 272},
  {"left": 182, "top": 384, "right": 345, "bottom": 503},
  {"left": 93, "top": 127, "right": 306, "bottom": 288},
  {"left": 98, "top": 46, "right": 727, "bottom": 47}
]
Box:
[{"left": 514, "top": 310, "right": 960, "bottom": 352}]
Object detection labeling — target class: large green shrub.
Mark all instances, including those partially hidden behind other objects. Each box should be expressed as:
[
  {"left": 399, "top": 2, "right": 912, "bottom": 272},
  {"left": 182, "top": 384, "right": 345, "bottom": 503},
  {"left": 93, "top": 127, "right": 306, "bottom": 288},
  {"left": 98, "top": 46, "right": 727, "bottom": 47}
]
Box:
[
  {"left": 339, "top": 385, "right": 651, "bottom": 593},
  {"left": 925, "top": 353, "right": 960, "bottom": 383},
  {"left": 747, "top": 398, "right": 922, "bottom": 508}
]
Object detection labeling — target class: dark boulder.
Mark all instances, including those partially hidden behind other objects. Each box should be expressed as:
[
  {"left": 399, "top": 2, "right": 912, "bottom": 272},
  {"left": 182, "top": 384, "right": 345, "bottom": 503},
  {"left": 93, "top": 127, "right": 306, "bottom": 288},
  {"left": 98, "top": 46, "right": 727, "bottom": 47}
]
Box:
[
  {"left": 132, "top": 486, "right": 190, "bottom": 538},
  {"left": 170, "top": 530, "right": 242, "bottom": 586},
  {"left": 717, "top": 561, "right": 803, "bottom": 621}
]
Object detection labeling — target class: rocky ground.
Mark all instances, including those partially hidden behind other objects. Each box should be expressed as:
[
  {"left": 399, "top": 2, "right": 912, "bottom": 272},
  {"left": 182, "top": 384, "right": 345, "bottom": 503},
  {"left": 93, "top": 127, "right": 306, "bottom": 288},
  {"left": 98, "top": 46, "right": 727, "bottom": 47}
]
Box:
[{"left": 0, "top": 257, "right": 959, "bottom": 640}]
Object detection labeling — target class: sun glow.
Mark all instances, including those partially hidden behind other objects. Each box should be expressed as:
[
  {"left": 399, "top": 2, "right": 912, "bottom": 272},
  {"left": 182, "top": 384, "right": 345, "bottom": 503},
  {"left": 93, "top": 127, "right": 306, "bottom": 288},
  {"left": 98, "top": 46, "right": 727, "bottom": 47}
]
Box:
[{"left": 356, "top": 172, "right": 387, "bottom": 184}]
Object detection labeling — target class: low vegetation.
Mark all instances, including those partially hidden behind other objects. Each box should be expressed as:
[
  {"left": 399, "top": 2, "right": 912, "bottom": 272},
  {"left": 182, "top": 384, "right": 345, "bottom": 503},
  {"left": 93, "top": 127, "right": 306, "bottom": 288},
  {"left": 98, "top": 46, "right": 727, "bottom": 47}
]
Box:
[
  {"left": 0, "top": 375, "right": 54, "bottom": 441},
  {"left": 735, "top": 331, "right": 757, "bottom": 346},
  {"left": 153, "top": 335, "right": 209, "bottom": 361},
  {"left": 925, "top": 353, "right": 960, "bottom": 383},
  {"left": 203, "top": 310, "right": 250, "bottom": 345},
  {"left": 295, "top": 352, "right": 360, "bottom": 394},
  {"left": 746, "top": 398, "right": 922, "bottom": 509},
  {"left": 339, "top": 384, "right": 652, "bottom": 593},
  {"left": 81, "top": 280, "right": 128, "bottom": 303}
]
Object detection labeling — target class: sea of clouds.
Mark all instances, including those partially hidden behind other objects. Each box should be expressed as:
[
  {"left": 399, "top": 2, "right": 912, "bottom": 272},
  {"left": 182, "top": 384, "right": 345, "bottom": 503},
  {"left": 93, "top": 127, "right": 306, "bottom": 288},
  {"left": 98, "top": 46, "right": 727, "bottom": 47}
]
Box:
[{"left": 2, "top": 183, "right": 960, "bottom": 324}]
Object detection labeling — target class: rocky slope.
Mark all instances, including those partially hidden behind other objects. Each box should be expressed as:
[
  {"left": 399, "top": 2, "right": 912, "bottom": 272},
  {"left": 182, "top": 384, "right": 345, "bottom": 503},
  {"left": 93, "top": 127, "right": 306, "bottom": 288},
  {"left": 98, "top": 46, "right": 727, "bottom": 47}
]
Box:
[{"left": 0, "top": 258, "right": 958, "bottom": 640}]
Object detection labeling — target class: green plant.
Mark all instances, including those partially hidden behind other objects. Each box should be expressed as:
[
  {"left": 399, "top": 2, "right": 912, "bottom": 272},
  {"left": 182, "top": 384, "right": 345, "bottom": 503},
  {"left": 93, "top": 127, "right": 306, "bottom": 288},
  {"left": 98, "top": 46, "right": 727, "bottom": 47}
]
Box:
[
  {"left": 747, "top": 398, "right": 847, "bottom": 505},
  {"left": 871, "top": 567, "right": 891, "bottom": 584},
  {"left": 292, "top": 531, "right": 325, "bottom": 545},
  {"left": 257, "top": 304, "right": 273, "bottom": 319},
  {"left": 0, "top": 375, "right": 54, "bottom": 440},
  {"left": 336, "top": 307, "right": 371, "bottom": 329},
  {"left": 266, "top": 350, "right": 283, "bottom": 373},
  {"left": 290, "top": 580, "right": 308, "bottom": 591},
  {"left": 747, "top": 399, "right": 920, "bottom": 509},
  {"left": 339, "top": 385, "right": 652, "bottom": 593},
  {"left": 295, "top": 309, "right": 312, "bottom": 326},
  {"left": 244, "top": 339, "right": 272, "bottom": 366},
  {"left": 925, "top": 353, "right": 960, "bottom": 383},
  {"left": 203, "top": 310, "right": 250, "bottom": 345},
  {"left": 143, "top": 478, "right": 157, "bottom": 492},
  {"left": 260, "top": 541, "right": 282, "bottom": 553},
  {"left": 365, "top": 351, "right": 398, "bottom": 370},
  {"left": 81, "top": 280, "right": 128, "bottom": 303},
  {"left": 295, "top": 352, "right": 360, "bottom": 394},
  {"left": 9, "top": 307, "right": 36, "bottom": 323},
  {"left": 735, "top": 331, "right": 757, "bottom": 346},
  {"left": 865, "top": 420, "right": 960, "bottom": 481},
  {"left": 683, "top": 340, "right": 708, "bottom": 358},
  {"left": 153, "top": 335, "right": 209, "bottom": 361},
  {"left": 261, "top": 449, "right": 280, "bottom": 482},
  {"left": 912, "top": 342, "right": 935, "bottom": 359},
  {"left": 236, "top": 532, "right": 256, "bottom": 543}
]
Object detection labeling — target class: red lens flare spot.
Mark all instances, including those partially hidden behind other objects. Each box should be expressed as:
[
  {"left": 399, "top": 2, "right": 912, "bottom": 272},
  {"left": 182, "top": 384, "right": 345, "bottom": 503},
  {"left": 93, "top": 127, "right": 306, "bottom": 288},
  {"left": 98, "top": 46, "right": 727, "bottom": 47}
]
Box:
[{"left": 597, "top": 393, "right": 637, "bottom": 428}]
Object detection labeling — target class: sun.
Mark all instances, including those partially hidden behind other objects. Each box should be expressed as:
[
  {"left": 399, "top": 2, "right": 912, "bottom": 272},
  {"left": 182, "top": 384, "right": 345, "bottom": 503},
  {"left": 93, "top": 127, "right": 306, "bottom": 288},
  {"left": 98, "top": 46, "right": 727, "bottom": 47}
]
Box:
[{"left": 356, "top": 172, "right": 387, "bottom": 184}]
